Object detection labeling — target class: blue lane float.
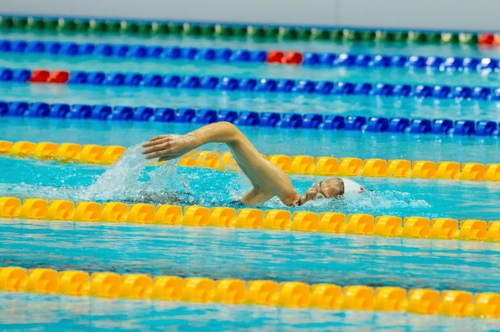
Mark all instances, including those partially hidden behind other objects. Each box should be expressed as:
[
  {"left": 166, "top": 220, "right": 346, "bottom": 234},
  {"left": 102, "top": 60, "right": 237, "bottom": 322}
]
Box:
[
  {"left": 1, "top": 38, "right": 500, "bottom": 73},
  {"left": 0, "top": 39, "right": 267, "bottom": 64},
  {"left": 64, "top": 70, "right": 500, "bottom": 102},
  {"left": 1, "top": 100, "right": 499, "bottom": 138},
  {"left": 303, "top": 52, "right": 500, "bottom": 72}
]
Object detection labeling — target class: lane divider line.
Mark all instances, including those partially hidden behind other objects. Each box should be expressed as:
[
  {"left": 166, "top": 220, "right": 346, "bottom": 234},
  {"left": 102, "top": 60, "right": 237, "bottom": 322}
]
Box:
[
  {"left": 0, "top": 15, "right": 483, "bottom": 45},
  {"left": 1, "top": 100, "right": 499, "bottom": 137},
  {"left": 1, "top": 196, "right": 500, "bottom": 243},
  {"left": 0, "top": 265, "right": 499, "bottom": 318},
  {"left": 1, "top": 140, "right": 499, "bottom": 182},
  {"left": 0, "top": 39, "right": 270, "bottom": 64},
  {"left": 180, "top": 150, "right": 499, "bottom": 181},
  {"left": 2, "top": 38, "right": 500, "bottom": 72},
  {"left": 2, "top": 66, "right": 500, "bottom": 106}
]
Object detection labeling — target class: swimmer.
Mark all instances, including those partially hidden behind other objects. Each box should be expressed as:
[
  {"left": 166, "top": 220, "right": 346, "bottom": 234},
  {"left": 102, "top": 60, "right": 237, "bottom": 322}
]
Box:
[{"left": 142, "top": 122, "right": 365, "bottom": 206}]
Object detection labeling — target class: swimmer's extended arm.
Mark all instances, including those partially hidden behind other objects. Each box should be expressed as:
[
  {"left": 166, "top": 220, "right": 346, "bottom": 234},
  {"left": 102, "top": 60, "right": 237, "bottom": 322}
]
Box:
[{"left": 142, "top": 122, "right": 299, "bottom": 206}]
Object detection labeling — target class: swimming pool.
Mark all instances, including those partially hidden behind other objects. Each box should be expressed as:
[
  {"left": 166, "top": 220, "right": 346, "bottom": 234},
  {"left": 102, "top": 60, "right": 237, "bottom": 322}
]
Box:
[{"left": 1, "top": 15, "right": 500, "bottom": 330}]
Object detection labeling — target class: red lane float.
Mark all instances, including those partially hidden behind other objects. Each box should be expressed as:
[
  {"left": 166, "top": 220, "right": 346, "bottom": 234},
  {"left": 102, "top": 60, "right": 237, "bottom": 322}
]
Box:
[
  {"left": 266, "top": 50, "right": 284, "bottom": 63},
  {"left": 48, "top": 70, "right": 70, "bottom": 83},
  {"left": 282, "top": 51, "right": 303, "bottom": 65},
  {"left": 478, "top": 33, "right": 496, "bottom": 45},
  {"left": 267, "top": 50, "right": 304, "bottom": 65},
  {"left": 29, "top": 69, "right": 70, "bottom": 84},
  {"left": 29, "top": 69, "right": 50, "bottom": 83}
]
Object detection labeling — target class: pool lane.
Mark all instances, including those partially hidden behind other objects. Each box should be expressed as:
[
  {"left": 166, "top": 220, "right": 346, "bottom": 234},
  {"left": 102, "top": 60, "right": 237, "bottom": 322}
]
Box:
[
  {"left": 1, "top": 218, "right": 500, "bottom": 293},
  {"left": 2, "top": 117, "right": 500, "bottom": 165},
  {"left": 1, "top": 83, "right": 500, "bottom": 123},
  {"left": 1, "top": 156, "right": 499, "bottom": 220},
  {"left": 2, "top": 53, "right": 500, "bottom": 88},
  {"left": 1, "top": 292, "right": 495, "bottom": 331},
  {"left": 2, "top": 30, "right": 500, "bottom": 59}
]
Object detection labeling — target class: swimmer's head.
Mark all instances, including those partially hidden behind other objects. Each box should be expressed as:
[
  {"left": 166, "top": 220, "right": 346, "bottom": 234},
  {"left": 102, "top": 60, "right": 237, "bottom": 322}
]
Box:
[{"left": 298, "top": 178, "right": 365, "bottom": 205}]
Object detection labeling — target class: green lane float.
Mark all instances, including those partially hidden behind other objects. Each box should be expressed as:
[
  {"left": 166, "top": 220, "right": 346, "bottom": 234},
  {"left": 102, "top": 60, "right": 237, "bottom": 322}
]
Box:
[{"left": 0, "top": 15, "right": 484, "bottom": 45}]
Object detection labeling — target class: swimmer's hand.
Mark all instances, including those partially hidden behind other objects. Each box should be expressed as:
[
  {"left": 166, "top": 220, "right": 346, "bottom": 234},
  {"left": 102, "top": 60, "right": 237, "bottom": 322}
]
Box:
[{"left": 142, "top": 134, "right": 198, "bottom": 161}]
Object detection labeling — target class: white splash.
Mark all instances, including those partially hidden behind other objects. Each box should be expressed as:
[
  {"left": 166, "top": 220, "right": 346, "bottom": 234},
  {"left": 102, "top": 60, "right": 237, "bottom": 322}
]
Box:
[{"left": 79, "top": 144, "right": 149, "bottom": 201}]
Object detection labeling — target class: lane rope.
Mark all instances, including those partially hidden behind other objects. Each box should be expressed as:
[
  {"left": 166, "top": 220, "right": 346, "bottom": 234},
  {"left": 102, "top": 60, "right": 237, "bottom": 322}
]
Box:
[
  {"left": 0, "top": 265, "right": 499, "bottom": 318},
  {"left": 2, "top": 66, "right": 500, "bottom": 106},
  {"left": 1, "top": 196, "right": 500, "bottom": 243},
  {"left": 1, "top": 38, "right": 499, "bottom": 72},
  {"left": 0, "top": 15, "right": 483, "bottom": 45},
  {"left": 1, "top": 99, "right": 499, "bottom": 137},
  {"left": 1, "top": 140, "right": 499, "bottom": 182}
]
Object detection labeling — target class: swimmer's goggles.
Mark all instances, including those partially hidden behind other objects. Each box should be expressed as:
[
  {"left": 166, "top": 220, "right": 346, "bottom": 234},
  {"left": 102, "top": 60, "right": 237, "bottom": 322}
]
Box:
[
  {"left": 290, "top": 182, "right": 329, "bottom": 207},
  {"left": 311, "top": 181, "right": 325, "bottom": 199}
]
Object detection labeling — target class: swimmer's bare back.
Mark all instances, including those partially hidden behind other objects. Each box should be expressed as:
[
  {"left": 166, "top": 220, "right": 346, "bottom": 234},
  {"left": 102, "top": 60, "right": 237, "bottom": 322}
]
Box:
[{"left": 142, "top": 122, "right": 301, "bottom": 206}]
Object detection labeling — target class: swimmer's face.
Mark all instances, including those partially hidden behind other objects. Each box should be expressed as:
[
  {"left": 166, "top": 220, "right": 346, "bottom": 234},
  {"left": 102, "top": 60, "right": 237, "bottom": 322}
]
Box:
[{"left": 302, "top": 178, "right": 344, "bottom": 203}]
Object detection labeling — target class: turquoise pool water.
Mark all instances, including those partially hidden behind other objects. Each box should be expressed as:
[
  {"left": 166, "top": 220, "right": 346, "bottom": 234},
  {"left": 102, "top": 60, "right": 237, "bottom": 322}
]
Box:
[
  {"left": 3, "top": 293, "right": 498, "bottom": 331},
  {"left": 3, "top": 117, "right": 500, "bottom": 164},
  {"left": 2, "top": 25, "right": 500, "bottom": 331},
  {"left": 2, "top": 82, "right": 500, "bottom": 122},
  {"left": 5, "top": 218, "right": 500, "bottom": 291},
  {"left": 1, "top": 218, "right": 500, "bottom": 329},
  {"left": 2, "top": 152, "right": 500, "bottom": 220}
]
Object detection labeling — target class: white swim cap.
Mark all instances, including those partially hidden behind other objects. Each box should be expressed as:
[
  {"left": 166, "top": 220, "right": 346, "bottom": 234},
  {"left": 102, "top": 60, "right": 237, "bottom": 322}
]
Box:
[{"left": 340, "top": 178, "right": 365, "bottom": 194}]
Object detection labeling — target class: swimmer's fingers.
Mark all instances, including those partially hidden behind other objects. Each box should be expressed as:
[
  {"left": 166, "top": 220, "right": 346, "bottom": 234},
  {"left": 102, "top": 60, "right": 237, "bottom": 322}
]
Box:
[
  {"left": 142, "top": 138, "right": 165, "bottom": 148},
  {"left": 142, "top": 137, "right": 162, "bottom": 147},
  {"left": 142, "top": 140, "right": 161, "bottom": 148},
  {"left": 142, "top": 134, "right": 195, "bottom": 160},
  {"left": 142, "top": 135, "right": 173, "bottom": 147},
  {"left": 143, "top": 142, "right": 183, "bottom": 159},
  {"left": 149, "top": 135, "right": 169, "bottom": 142},
  {"left": 142, "top": 141, "right": 164, "bottom": 153},
  {"left": 142, "top": 138, "right": 175, "bottom": 152}
]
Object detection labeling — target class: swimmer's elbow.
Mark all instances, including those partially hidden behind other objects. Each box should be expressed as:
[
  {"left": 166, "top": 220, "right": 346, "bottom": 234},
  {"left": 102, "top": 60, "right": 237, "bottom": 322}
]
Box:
[
  {"left": 280, "top": 189, "right": 299, "bottom": 207},
  {"left": 218, "top": 121, "right": 237, "bottom": 131},
  {"left": 194, "top": 122, "right": 242, "bottom": 145},
  {"left": 218, "top": 122, "right": 243, "bottom": 143}
]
